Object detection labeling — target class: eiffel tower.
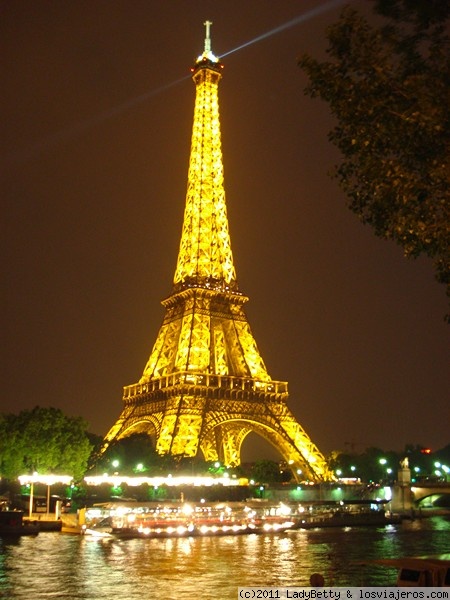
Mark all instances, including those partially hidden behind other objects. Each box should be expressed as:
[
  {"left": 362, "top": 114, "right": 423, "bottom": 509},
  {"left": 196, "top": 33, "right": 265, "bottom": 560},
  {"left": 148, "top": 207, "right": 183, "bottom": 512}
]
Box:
[{"left": 102, "top": 22, "right": 331, "bottom": 482}]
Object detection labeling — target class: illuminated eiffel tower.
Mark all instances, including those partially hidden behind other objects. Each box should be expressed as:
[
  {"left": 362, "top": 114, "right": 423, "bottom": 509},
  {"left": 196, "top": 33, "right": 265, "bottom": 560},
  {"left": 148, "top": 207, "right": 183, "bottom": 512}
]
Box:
[{"left": 103, "top": 22, "right": 331, "bottom": 481}]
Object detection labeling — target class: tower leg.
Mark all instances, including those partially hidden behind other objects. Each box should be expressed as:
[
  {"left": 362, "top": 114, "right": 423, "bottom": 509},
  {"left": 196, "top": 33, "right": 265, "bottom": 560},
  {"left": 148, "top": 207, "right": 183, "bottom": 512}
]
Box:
[
  {"left": 221, "top": 424, "right": 252, "bottom": 467},
  {"left": 200, "top": 428, "right": 221, "bottom": 463},
  {"left": 200, "top": 424, "right": 249, "bottom": 466},
  {"left": 157, "top": 396, "right": 206, "bottom": 457}
]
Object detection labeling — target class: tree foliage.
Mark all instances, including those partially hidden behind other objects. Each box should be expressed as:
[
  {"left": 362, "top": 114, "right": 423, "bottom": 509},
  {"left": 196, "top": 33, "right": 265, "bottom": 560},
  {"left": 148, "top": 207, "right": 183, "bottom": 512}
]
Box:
[
  {"left": 250, "top": 459, "right": 291, "bottom": 484},
  {"left": 94, "top": 432, "right": 163, "bottom": 474},
  {"left": 299, "top": 0, "right": 450, "bottom": 305},
  {"left": 0, "top": 407, "right": 92, "bottom": 480},
  {"left": 328, "top": 442, "right": 450, "bottom": 483},
  {"left": 95, "top": 433, "right": 236, "bottom": 477}
]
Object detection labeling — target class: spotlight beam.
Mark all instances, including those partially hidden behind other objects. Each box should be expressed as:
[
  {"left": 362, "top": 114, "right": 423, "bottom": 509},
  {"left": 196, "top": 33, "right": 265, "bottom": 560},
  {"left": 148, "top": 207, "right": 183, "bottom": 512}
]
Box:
[
  {"left": 221, "top": 0, "right": 347, "bottom": 58},
  {"left": 1, "top": 76, "right": 189, "bottom": 173},
  {"left": 2, "top": 1, "right": 346, "bottom": 171}
]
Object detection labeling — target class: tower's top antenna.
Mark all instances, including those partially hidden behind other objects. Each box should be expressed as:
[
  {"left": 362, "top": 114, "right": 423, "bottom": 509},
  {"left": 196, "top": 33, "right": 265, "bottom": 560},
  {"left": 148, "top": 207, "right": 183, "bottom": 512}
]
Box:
[
  {"left": 196, "top": 19, "right": 219, "bottom": 64},
  {"left": 204, "top": 20, "right": 212, "bottom": 54}
]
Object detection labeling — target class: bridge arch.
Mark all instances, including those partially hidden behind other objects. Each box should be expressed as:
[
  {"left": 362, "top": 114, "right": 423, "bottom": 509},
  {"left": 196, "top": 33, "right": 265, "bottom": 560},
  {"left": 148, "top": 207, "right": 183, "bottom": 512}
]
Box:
[{"left": 414, "top": 491, "right": 450, "bottom": 508}]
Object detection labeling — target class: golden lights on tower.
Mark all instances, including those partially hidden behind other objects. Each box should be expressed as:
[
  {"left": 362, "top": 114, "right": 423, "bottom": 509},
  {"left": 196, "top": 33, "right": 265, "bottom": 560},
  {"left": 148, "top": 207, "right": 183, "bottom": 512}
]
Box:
[{"left": 102, "top": 22, "right": 331, "bottom": 482}]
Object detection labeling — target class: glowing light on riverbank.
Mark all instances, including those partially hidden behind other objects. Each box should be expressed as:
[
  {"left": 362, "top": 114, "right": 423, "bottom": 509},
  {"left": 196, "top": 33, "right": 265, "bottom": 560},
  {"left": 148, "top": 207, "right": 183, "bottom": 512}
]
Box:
[
  {"left": 18, "top": 474, "right": 73, "bottom": 485},
  {"left": 83, "top": 474, "right": 245, "bottom": 487}
]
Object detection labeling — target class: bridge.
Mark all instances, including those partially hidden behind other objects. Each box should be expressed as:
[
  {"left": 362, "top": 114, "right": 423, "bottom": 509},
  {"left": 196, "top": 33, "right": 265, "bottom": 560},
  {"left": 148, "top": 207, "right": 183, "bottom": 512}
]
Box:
[{"left": 410, "top": 482, "right": 450, "bottom": 506}]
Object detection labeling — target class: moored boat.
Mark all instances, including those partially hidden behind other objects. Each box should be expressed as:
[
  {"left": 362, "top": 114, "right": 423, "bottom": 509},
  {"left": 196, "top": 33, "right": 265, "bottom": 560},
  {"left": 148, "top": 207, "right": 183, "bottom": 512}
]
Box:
[
  {"left": 0, "top": 511, "right": 39, "bottom": 536},
  {"left": 294, "top": 508, "right": 399, "bottom": 529},
  {"left": 290, "top": 499, "right": 402, "bottom": 529}
]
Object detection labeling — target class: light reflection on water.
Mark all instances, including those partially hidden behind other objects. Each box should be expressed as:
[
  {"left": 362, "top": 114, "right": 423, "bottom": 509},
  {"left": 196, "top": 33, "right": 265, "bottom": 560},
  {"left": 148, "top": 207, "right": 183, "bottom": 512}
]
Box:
[{"left": 0, "top": 516, "right": 448, "bottom": 599}]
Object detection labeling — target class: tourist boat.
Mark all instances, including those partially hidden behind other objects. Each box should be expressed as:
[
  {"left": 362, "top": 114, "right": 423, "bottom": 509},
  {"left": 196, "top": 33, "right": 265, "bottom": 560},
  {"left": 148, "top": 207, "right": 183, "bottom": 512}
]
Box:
[
  {"left": 83, "top": 501, "right": 296, "bottom": 539},
  {"left": 290, "top": 500, "right": 402, "bottom": 529},
  {"left": 0, "top": 511, "right": 40, "bottom": 536},
  {"left": 293, "top": 508, "right": 399, "bottom": 529}
]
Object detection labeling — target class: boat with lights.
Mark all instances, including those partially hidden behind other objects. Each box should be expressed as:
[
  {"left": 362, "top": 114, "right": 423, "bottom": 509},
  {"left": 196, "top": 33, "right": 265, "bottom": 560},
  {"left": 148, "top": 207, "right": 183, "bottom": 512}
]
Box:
[{"left": 81, "top": 501, "right": 296, "bottom": 538}]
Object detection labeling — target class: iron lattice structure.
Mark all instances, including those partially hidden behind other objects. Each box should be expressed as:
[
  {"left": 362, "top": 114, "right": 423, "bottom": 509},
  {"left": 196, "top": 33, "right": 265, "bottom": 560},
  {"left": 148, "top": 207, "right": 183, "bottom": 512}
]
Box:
[{"left": 103, "top": 23, "right": 331, "bottom": 482}]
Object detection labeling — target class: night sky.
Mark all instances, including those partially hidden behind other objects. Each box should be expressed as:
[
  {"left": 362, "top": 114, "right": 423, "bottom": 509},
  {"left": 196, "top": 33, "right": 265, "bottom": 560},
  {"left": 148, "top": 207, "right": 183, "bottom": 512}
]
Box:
[{"left": 2, "top": 1, "right": 449, "bottom": 461}]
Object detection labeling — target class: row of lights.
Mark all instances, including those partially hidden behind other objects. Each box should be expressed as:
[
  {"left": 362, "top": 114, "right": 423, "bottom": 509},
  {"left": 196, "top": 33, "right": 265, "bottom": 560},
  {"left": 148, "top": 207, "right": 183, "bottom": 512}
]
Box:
[
  {"left": 334, "top": 459, "right": 449, "bottom": 480},
  {"left": 108, "top": 457, "right": 450, "bottom": 484},
  {"left": 17, "top": 459, "right": 450, "bottom": 491}
]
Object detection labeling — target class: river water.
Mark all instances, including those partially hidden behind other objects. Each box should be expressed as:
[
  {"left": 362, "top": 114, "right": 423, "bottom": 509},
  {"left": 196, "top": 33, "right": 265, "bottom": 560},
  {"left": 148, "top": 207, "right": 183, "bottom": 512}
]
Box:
[{"left": 0, "top": 515, "right": 448, "bottom": 599}]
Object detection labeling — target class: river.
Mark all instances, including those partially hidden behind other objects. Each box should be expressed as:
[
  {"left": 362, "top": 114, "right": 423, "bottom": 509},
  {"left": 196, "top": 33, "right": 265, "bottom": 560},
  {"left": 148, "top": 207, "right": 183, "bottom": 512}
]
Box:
[{"left": 0, "top": 515, "right": 448, "bottom": 599}]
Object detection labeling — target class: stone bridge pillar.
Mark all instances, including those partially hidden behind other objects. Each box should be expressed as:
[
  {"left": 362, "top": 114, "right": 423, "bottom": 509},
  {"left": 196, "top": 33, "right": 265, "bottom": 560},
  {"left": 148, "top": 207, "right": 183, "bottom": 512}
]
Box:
[{"left": 391, "top": 457, "right": 413, "bottom": 513}]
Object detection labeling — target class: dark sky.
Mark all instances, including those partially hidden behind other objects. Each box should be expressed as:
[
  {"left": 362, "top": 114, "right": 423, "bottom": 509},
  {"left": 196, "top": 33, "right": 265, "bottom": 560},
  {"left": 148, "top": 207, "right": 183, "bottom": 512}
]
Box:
[{"left": 2, "top": 1, "right": 449, "bottom": 462}]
